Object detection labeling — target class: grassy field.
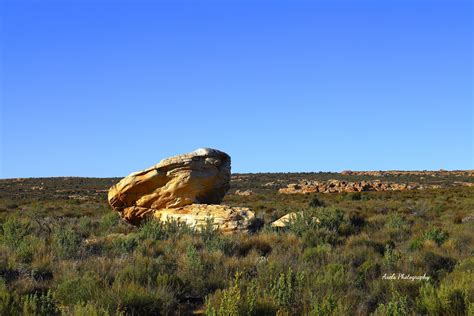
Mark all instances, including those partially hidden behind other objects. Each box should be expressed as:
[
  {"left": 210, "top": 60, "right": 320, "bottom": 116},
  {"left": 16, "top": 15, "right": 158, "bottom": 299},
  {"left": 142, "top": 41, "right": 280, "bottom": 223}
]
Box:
[{"left": 0, "top": 173, "right": 473, "bottom": 315}]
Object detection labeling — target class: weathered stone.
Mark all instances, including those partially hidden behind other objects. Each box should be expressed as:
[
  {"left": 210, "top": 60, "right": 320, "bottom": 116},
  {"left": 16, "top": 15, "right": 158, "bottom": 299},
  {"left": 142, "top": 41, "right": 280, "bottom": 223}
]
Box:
[
  {"left": 271, "top": 212, "right": 320, "bottom": 228},
  {"left": 338, "top": 170, "right": 474, "bottom": 177},
  {"left": 278, "top": 179, "right": 443, "bottom": 194},
  {"left": 154, "top": 204, "right": 255, "bottom": 233},
  {"left": 234, "top": 189, "right": 253, "bottom": 196},
  {"left": 462, "top": 215, "right": 474, "bottom": 223},
  {"left": 108, "top": 148, "right": 231, "bottom": 224},
  {"left": 271, "top": 212, "right": 300, "bottom": 227}
]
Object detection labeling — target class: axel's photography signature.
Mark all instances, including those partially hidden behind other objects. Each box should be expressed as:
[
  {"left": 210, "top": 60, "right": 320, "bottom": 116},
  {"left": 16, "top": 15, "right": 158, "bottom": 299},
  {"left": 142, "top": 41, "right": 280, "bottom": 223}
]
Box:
[{"left": 382, "top": 273, "right": 430, "bottom": 281}]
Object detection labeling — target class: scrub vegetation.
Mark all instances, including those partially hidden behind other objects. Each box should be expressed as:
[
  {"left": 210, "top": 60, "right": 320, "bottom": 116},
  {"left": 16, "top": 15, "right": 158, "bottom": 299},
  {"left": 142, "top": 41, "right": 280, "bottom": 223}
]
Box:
[{"left": 0, "top": 174, "right": 473, "bottom": 315}]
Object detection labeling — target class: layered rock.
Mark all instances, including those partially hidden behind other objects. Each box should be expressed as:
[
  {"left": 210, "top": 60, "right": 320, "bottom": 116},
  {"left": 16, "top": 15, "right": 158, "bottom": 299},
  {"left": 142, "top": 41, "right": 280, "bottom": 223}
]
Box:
[
  {"left": 271, "top": 212, "right": 320, "bottom": 228},
  {"left": 108, "top": 148, "right": 255, "bottom": 232},
  {"left": 278, "top": 179, "right": 441, "bottom": 194},
  {"left": 154, "top": 204, "right": 255, "bottom": 233},
  {"left": 109, "top": 148, "right": 231, "bottom": 212},
  {"left": 340, "top": 170, "right": 474, "bottom": 177},
  {"left": 108, "top": 148, "right": 231, "bottom": 224}
]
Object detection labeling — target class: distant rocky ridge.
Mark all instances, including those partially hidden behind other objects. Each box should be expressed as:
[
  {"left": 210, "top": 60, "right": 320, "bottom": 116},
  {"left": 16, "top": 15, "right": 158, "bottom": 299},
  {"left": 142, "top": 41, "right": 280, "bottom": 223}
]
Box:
[
  {"left": 108, "top": 148, "right": 255, "bottom": 232},
  {"left": 340, "top": 170, "right": 474, "bottom": 177},
  {"left": 279, "top": 179, "right": 442, "bottom": 194}
]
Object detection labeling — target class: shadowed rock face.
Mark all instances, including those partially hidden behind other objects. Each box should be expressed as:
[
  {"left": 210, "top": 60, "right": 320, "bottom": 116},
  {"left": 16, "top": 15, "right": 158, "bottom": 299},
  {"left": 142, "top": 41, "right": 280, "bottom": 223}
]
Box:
[{"left": 108, "top": 148, "right": 231, "bottom": 224}]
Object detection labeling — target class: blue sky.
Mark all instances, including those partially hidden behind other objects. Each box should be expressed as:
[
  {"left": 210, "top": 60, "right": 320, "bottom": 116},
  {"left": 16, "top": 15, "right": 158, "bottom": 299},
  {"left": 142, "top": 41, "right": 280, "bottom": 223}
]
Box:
[{"left": 1, "top": 0, "right": 472, "bottom": 178}]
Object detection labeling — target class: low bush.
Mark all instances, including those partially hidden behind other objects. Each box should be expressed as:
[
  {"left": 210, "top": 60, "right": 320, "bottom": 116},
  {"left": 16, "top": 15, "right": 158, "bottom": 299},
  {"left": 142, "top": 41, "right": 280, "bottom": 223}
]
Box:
[
  {"left": 423, "top": 227, "right": 449, "bottom": 246},
  {"left": 309, "top": 196, "right": 325, "bottom": 208},
  {"left": 373, "top": 291, "right": 408, "bottom": 316},
  {"left": 0, "top": 279, "right": 59, "bottom": 316},
  {"left": 0, "top": 178, "right": 473, "bottom": 315},
  {"left": 0, "top": 215, "right": 31, "bottom": 248},
  {"left": 138, "top": 218, "right": 194, "bottom": 241},
  {"left": 52, "top": 227, "right": 82, "bottom": 259},
  {"left": 54, "top": 273, "right": 102, "bottom": 306}
]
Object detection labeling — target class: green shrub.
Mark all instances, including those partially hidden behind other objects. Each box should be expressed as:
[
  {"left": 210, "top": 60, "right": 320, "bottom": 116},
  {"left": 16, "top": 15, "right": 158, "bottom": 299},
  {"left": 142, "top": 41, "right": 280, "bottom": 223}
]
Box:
[
  {"left": 303, "top": 244, "right": 332, "bottom": 264},
  {"left": 383, "top": 245, "right": 401, "bottom": 269},
  {"left": 408, "top": 236, "right": 424, "bottom": 251},
  {"left": 269, "top": 267, "right": 304, "bottom": 309},
  {"left": 416, "top": 257, "right": 473, "bottom": 315},
  {"left": 350, "top": 192, "right": 362, "bottom": 201},
  {"left": 316, "top": 207, "right": 345, "bottom": 232},
  {"left": 348, "top": 211, "right": 366, "bottom": 231},
  {"left": 421, "top": 252, "right": 456, "bottom": 281},
  {"left": 111, "top": 234, "right": 138, "bottom": 254},
  {"left": 287, "top": 207, "right": 345, "bottom": 238},
  {"left": 100, "top": 212, "right": 120, "bottom": 231},
  {"left": 77, "top": 216, "right": 94, "bottom": 237},
  {"left": 52, "top": 227, "right": 82, "bottom": 259},
  {"left": 156, "top": 273, "right": 185, "bottom": 297},
  {"left": 355, "top": 261, "right": 381, "bottom": 289},
  {"left": 302, "top": 228, "right": 339, "bottom": 247},
  {"left": 20, "top": 291, "right": 59, "bottom": 316},
  {"left": 423, "top": 227, "right": 449, "bottom": 246},
  {"left": 312, "top": 263, "right": 348, "bottom": 296},
  {"left": 206, "top": 235, "right": 238, "bottom": 256},
  {"left": 1, "top": 175, "right": 473, "bottom": 315},
  {"left": 69, "top": 302, "right": 111, "bottom": 316},
  {"left": 206, "top": 272, "right": 242, "bottom": 316},
  {"left": 311, "top": 294, "right": 337, "bottom": 316},
  {"left": 1, "top": 215, "right": 31, "bottom": 248},
  {"left": 200, "top": 217, "right": 218, "bottom": 244},
  {"left": 31, "top": 260, "right": 54, "bottom": 282},
  {"left": 385, "top": 214, "right": 410, "bottom": 231},
  {"left": 186, "top": 244, "right": 204, "bottom": 275},
  {"left": 385, "top": 213, "right": 411, "bottom": 241},
  {"left": 112, "top": 281, "right": 176, "bottom": 315},
  {"left": 115, "top": 255, "right": 163, "bottom": 285},
  {"left": 138, "top": 218, "right": 194, "bottom": 241},
  {"left": 0, "top": 279, "right": 59, "bottom": 316},
  {"left": 309, "top": 197, "right": 325, "bottom": 208},
  {"left": 417, "top": 283, "right": 470, "bottom": 316},
  {"left": 54, "top": 274, "right": 102, "bottom": 305},
  {"left": 373, "top": 291, "right": 408, "bottom": 316},
  {"left": 0, "top": 278, "right": 19, "bottom": 315}
]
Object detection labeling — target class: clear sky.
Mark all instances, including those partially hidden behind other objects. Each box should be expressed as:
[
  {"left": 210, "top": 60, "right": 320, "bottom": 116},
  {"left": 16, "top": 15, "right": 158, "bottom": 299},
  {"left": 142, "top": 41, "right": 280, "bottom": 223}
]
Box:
[{"left": 1, "top": 0, "right": 472, "bottom": 178}]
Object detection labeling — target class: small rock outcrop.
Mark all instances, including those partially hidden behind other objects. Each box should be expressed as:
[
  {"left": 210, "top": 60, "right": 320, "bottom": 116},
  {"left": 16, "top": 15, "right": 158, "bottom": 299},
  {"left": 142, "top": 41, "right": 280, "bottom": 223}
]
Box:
[
  {"left": 108, "top": 148, "right": 255, "bottom": 232},
  {"left": 234, "top": 189, "right": 253, "bottom": 196},
  {"left": 271, "top": 212, "right": 320, "bottom": 228},
  {"left": 271, "top": 212, "right": 300, "bottom": 227}
]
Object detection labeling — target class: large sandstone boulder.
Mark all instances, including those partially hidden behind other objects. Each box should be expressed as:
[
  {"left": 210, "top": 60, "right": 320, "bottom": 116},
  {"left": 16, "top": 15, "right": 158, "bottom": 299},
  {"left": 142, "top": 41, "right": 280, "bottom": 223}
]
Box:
[
  {"left": 108, "top": 148, "right": 257, "bottom": 232},
  {"left": 108, "top": 148, "right": 232, "bottom": 225}
]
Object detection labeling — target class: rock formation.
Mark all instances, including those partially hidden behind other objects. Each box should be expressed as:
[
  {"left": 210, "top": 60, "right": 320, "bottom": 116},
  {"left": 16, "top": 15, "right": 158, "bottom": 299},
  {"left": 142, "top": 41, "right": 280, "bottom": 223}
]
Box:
[
  {"left": 234, "top": 189, "right": 253, "bottom": 196},
  {"left": 340, "top": 170, "right": 474, "bottom": 177},
  {"left": 108, "top": 148, "right": 255, "bottom": 232},
  {"left": 154, "top": 204, "right": 255, "bottom": 233},
  {"left": 271, "top": 212, "right": 320, "bottom": 228},
  {"left": 278, "top": 179, "right": 442, "bottom": 194},
  {"left": 271, "top": 212, "right": 300, "bottom": 228}
]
